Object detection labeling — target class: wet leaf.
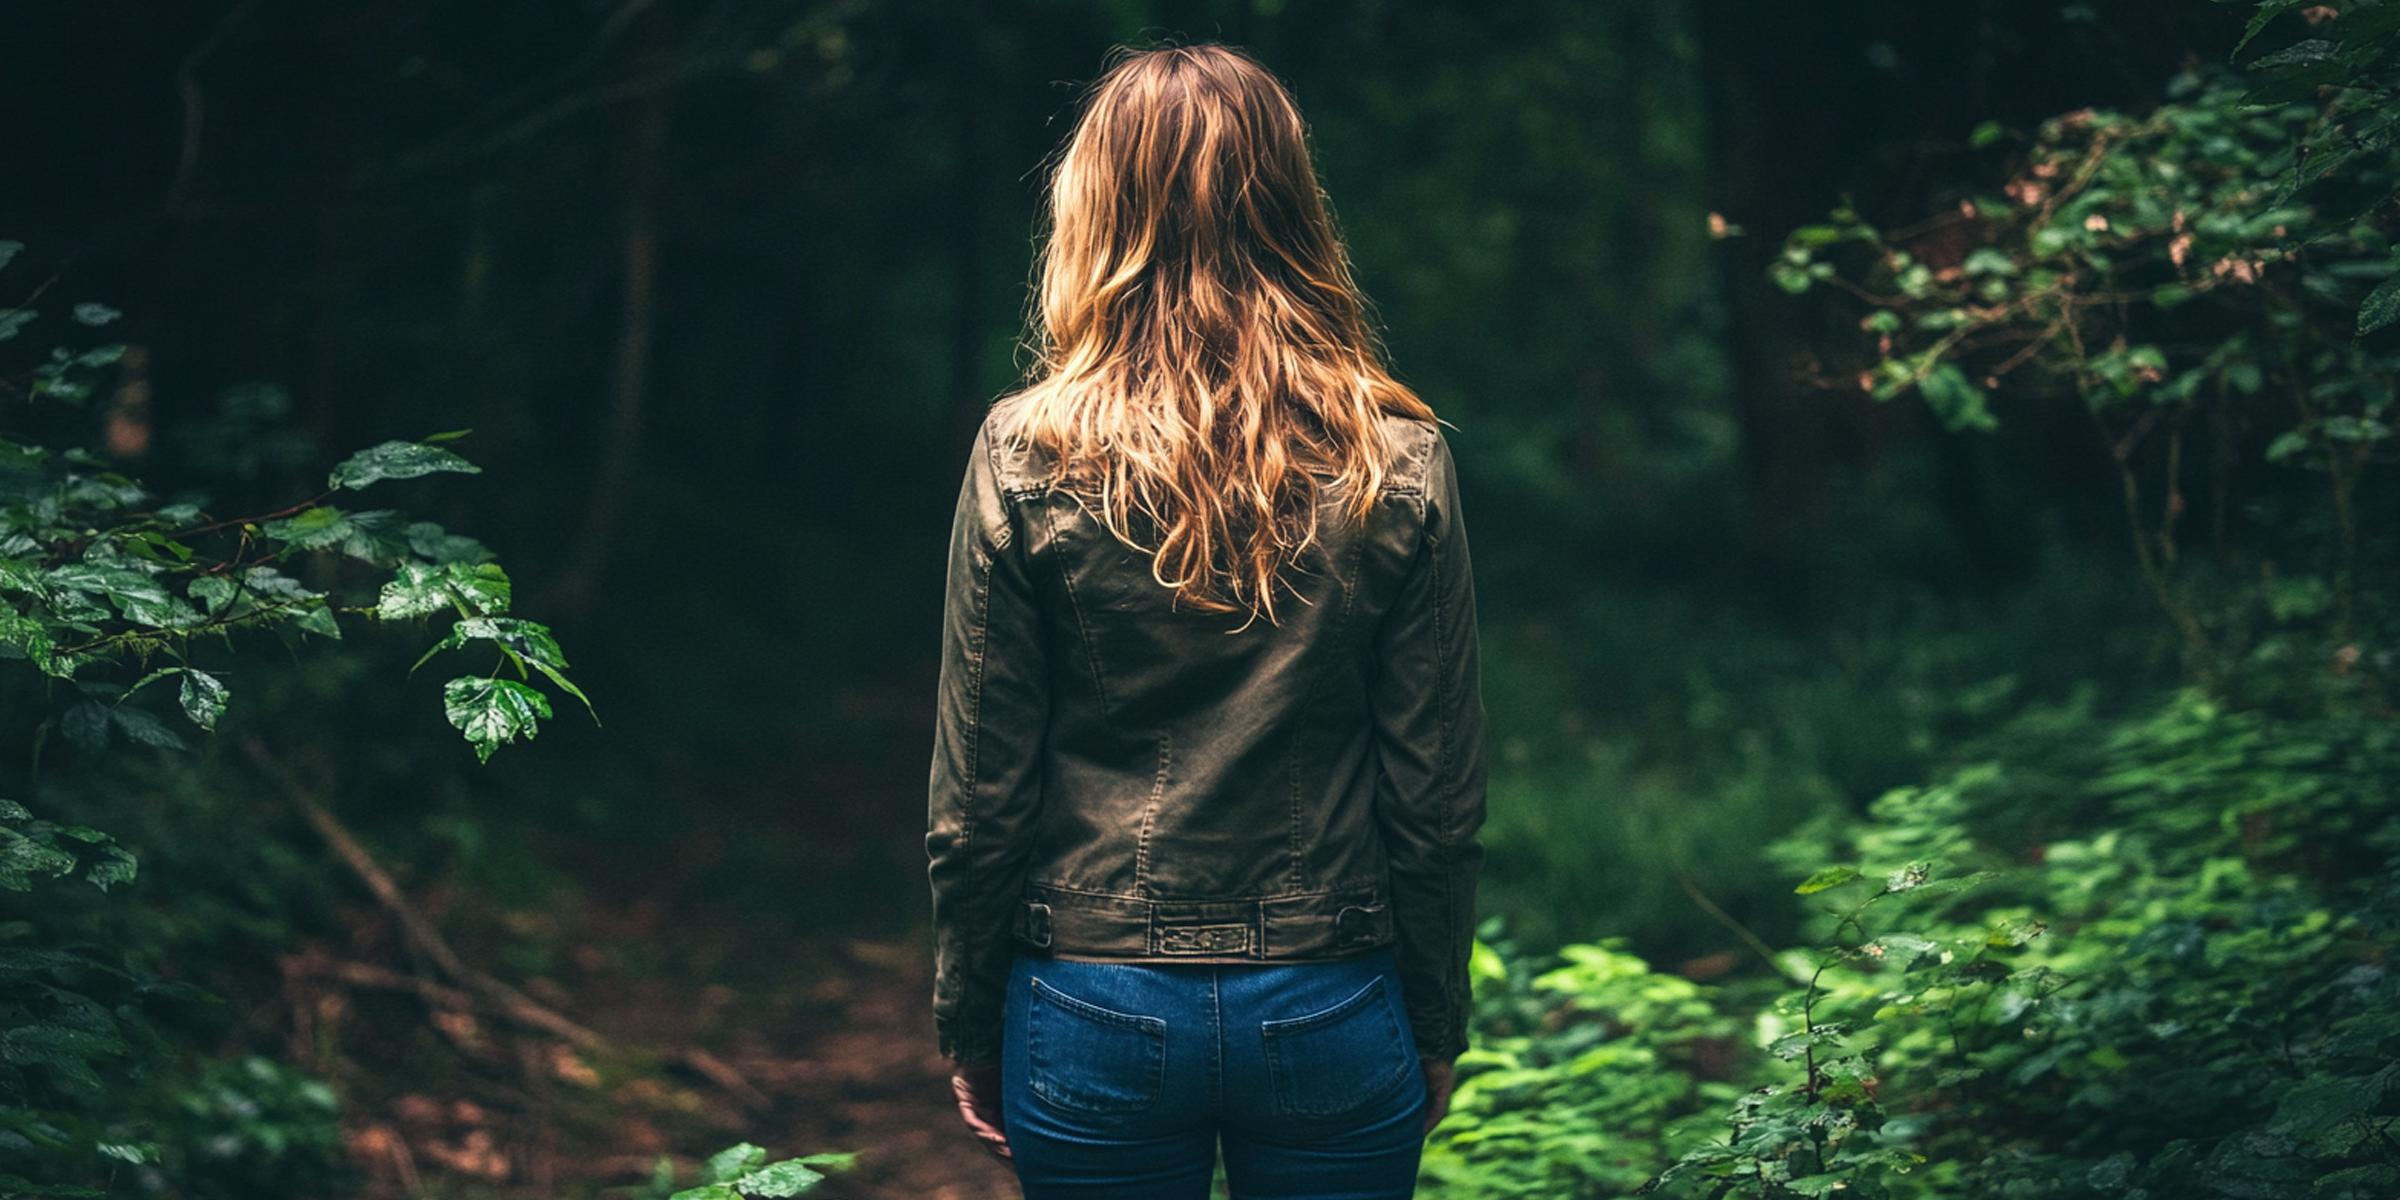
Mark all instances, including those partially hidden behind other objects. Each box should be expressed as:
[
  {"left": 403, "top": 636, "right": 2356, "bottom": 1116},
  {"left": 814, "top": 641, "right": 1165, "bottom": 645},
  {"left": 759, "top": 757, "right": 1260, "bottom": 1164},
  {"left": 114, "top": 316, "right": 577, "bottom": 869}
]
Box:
[
  {"left": 179, "top": 670, "right": 227, "bottom": 731},
  {"left": 328, "top": 440, "right": 480, "bottom": 491},
  {"left": 443, "top": 676, "right": 551, "bottom": 762},
  {"left": 735, "top": 1160, "right": 826, "bottom": 1197}
]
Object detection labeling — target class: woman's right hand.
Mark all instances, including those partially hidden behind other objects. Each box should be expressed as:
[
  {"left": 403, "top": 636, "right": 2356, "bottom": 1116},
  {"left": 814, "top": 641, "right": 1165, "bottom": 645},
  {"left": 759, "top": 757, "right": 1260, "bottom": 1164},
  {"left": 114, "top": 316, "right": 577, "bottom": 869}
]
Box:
[{"left": 951, "top": 1064, "right": 1013, "bottom": 1163}]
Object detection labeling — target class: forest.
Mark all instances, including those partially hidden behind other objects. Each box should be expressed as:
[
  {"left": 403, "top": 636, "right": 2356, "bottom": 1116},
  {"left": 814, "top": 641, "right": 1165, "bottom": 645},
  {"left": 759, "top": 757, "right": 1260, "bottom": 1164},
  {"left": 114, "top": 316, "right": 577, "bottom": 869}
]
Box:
[{"left": 2, "top": 0, "right": 2396, "bottom": 1196}]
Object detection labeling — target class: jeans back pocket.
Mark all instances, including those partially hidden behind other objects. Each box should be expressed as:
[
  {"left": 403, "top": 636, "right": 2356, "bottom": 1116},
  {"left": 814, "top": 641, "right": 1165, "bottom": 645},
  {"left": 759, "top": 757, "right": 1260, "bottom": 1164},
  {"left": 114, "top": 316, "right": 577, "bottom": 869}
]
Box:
[
  {"left": 1260, "top": 976, "right": 1412, "bottom": 1118},
  {"left": 1026, "top": 976, "right": 1167, "bottom": 1114}
]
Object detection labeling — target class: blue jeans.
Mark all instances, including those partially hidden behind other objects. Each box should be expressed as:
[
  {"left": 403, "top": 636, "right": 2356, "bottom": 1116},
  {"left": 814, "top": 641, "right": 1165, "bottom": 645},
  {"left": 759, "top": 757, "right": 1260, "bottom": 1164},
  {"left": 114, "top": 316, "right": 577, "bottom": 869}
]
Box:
[{"left": 1001, "top": 952, "right": 1428, "bottom": 1200}]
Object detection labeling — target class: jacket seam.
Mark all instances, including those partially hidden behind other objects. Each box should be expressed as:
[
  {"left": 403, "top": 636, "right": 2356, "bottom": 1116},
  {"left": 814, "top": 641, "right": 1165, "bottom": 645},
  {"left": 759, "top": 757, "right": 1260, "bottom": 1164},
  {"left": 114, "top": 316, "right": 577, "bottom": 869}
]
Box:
[
  {"left": 1425, "top": 456, "right": 1464, "bottom": 1039},
  {"left": 1041, "top": 501, "right": 1115, "bottom": 719},
  {"left": 1133, "top": 730, "right": 1169, "bottom": 896}
]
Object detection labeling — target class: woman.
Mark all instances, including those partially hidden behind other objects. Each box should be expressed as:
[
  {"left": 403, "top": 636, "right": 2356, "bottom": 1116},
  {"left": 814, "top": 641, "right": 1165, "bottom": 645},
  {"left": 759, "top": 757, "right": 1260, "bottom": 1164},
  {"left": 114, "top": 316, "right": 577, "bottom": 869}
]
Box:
[{"left": 927, "top": 44, "right": 1485, "bottom": 1199}]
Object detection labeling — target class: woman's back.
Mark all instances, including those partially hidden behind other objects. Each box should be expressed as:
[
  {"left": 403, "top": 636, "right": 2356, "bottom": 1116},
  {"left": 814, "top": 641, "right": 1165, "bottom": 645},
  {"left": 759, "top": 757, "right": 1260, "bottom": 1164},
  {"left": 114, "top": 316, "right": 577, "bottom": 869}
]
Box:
[
  {"left": 942, "top": 402, "right": 1475, "bottom": 951},
  {"left": 926, "top": 43, "right": 1486, "bottom": 1200}
]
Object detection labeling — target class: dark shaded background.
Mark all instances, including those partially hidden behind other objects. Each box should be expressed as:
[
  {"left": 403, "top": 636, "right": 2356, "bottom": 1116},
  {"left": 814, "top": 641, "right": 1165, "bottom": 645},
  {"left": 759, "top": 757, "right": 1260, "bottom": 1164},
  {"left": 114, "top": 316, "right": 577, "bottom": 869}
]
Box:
[{"left": 1, "top": 0, "right": 2245, "bottom": 1033}]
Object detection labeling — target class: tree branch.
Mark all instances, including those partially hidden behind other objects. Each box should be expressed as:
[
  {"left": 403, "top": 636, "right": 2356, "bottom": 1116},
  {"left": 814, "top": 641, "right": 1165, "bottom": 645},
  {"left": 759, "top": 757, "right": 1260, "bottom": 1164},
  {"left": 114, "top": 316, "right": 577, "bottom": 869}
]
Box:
[{"left": 243, "top": 737, "right": 607, "bottom": 1052}]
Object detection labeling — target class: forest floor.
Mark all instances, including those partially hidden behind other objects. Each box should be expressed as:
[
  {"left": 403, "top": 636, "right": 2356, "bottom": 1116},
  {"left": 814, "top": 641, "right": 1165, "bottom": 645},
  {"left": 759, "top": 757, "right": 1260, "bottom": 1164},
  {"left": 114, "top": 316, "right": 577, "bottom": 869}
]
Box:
[
  {"left": 296, "top": 707, "right": 1022, "bottom": 1200},
  {"left": 323, "top": 895, "right": 1020, "bottom": 1200}
]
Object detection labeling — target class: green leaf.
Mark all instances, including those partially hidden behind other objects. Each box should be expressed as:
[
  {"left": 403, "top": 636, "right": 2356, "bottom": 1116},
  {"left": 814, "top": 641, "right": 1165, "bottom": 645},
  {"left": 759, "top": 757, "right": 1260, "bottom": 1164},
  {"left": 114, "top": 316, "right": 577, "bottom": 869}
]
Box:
[
  {"left": 71, "top": 303, "right": 122, "bottom": 327},
  {"left": 705, "top": 1144, "right": 771, "bottom": 1185},
  {"left": 179, "top": 670, "right": 228, "bottom": 731},
  {"left": 2249, "top": 37, "right": 2336, "bottom": 68},
  {"left": 188, "top": 575, "right": 237, "bottom": 614},
  {"left": 83, "top": 844, "right": 135, "bottom": 892},
  {"left": 111, "top": 706, "right": 187, "bottom": 751},
  {"left": 338, "top": 508, "right": 414, "bottom": 564},
  {"left": 734, "top": 1161, "right": 826, "bottom": 1197},
  {"left": 2233, "top": 0, "right": 2305, "bottom": 56},
  {"left": 0, "top": 309, "right": 34, "bottom": 343},
  {"left": 0, "top": 611, "right": 59, "bottom": 675},
  {"left": 291, "top": 604, "right": 342, "bottom": 639},
  {"left": 447, "top": 563, "right": 511, "bottom": 616},
  {"left": 328, "top": 440, "right": 481, "bottom": 491},
  {"left": 0, "top": 829, "right": 78, "bottom": 890},
  {"left": 669, "top": 1188, "right": 740, "bottom": 1200},
  {"left": 1918, "top": 363, "right": 1998, "bottom": 432},
  {"left": 443, "top": 677, "right": 552, "bottom": 762},
  {"left": 1969, "top": 119, "right": 2005, "bottom": 148},
  {"left": 406, "top": 520, "right": 494, "bottom": 565},
  {"left": 2359, "top": 271, "right": 2400, "bottom": 336},
  {"left": 377, "top": 562, "right": 454, "bottom": 621},
  {"left": 1797, "top": 866, "right": 1863, "bottom": 894},
  {"left": 261, "top": 506, "right": 353, "bottom": 550},
  {"left": 61, "top": 701, "right": 111, "bottom": 752},
  {"left": 0, "top": 557, "right": 49, "bottom": 599},
  {"left": 383, "top": 561, "right": 512, "bottom": 621},
  {"left": 0, "top": 241, "right": 19, "bottom": 271}
]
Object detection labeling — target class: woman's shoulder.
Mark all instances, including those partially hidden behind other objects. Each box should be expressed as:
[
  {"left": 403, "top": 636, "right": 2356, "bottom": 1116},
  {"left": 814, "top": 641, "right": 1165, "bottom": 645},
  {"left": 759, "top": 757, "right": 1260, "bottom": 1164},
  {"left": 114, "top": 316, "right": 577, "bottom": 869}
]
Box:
[
  {"left": 1374, "top": 412, "right": 1449, "bottom": 497},
  {"left": 976, "top": 394, "right": 1061, "bottom": 496}
]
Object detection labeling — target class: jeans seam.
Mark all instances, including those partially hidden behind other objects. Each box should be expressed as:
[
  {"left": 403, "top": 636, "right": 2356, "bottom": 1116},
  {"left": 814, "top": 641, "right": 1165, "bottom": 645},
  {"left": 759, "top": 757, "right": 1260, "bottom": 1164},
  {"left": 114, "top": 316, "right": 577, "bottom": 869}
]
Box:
[{"left": 1209, "top": 966, "right": 1224, "bottom": 1114}]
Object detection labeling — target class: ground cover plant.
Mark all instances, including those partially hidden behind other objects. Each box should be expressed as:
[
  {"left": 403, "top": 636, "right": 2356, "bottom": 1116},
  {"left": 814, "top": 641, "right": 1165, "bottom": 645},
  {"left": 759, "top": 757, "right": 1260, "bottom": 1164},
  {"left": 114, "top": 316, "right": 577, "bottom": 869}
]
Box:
[{"left": 1423, "top": 4, "right": 2400, "bottom": 1197}]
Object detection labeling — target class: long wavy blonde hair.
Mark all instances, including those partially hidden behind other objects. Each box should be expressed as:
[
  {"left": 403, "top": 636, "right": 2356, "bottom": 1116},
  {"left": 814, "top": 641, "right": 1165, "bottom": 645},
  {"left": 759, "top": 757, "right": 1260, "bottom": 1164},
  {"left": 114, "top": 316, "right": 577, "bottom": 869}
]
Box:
[{"left": 1009, "top": 44, "right": 1435, "bottom": 621}]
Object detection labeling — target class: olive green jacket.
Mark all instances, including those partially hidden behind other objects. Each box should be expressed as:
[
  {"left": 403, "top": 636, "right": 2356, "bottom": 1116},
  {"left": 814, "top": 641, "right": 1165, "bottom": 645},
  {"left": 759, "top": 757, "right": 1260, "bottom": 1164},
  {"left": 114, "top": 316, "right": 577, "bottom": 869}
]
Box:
[{"left": 927, "top": 400, "right": 1486, "bottom": 1067}]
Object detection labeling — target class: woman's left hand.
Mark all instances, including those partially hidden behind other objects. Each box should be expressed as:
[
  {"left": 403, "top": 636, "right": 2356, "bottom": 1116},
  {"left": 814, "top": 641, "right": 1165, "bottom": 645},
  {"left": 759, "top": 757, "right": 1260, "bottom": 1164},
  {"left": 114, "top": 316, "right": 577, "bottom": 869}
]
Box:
[{"left": 951, "top": 1064, "right": 1012, "bottom": 1163}]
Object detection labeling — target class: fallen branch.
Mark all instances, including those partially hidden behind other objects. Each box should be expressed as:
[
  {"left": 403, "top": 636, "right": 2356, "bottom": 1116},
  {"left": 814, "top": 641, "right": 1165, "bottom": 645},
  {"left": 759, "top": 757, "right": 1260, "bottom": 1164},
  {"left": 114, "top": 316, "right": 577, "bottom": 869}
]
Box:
[
  {"left": 244, "top": 737, "right": 607, "bottom": 1052},
  {"left": 680, "top": 1047, "right": 771, "bottom": 1110}
]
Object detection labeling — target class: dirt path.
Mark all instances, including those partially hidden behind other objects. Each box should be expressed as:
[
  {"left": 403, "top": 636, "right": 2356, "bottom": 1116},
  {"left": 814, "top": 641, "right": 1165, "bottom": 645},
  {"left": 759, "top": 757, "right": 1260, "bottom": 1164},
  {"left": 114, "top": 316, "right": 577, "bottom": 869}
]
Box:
[
  {"left": 329, "top": 915, "right": 1018, "bottom": 1199},
  {"left": 726, "top": 939, "right": 1020, "bottom": 1200}
]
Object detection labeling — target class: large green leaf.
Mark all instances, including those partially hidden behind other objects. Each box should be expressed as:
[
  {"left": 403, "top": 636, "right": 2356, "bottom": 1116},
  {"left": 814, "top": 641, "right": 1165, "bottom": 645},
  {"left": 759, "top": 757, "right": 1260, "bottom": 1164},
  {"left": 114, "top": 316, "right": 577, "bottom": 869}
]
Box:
[
  {"left": 260, "top": 506, "right": 354, "bottom": 551},
  {"left": 377, "top": 561, "right": 455, "bottom": 621},
  {"left": 443, "top": 676, "right": 552, "bottom": 762},
  {"left": 378, "top": 561, "right": 511, "bottom": 621},
  {"left": 179, "top": 669, "right": 227, "bottom": 731},
  {"left": 327, "top": 440, "right": 481, "bottom": 491}
]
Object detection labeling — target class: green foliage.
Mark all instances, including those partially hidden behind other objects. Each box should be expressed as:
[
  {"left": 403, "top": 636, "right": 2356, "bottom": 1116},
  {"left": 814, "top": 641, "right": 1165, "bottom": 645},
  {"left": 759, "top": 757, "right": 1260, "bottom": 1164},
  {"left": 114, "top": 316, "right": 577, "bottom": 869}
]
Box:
[
  {"left": 1645, "top": 690, "right": 2400, "bottom": 1199},
  {"left": 1422, "top": 938, "right": 1749, "bottom": 1198},
  {"left": 1443, "top": 686, "right": 2400, "bottom": 1198},
  {"left": 644, "top": 1142, "right": 854, "bottom": 1200},
  {"left": 0, "top": 248, "right": 586, "bottom": 1193},
  {"left": 1772, "top": 45, "right": 2400, "bottom": 686},
  {"left": 147, "top": 1056, "right": 346, "bottom": 1200}
]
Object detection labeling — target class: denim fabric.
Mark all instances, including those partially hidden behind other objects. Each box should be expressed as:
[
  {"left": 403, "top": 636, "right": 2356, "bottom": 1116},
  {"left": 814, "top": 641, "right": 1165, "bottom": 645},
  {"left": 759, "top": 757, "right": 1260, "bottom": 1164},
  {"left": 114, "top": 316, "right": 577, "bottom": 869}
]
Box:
[{"left": 1002, "top": 953, "right": 1429, "bottom": 1200}]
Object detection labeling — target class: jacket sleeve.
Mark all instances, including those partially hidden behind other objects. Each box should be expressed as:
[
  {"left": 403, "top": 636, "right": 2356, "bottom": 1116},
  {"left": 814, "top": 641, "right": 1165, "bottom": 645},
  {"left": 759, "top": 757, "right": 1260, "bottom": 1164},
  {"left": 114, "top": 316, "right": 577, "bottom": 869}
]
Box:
[
  {"left": 927, "top": 426, "right": 1049, "bottom": 1067},
  {"left": 1369, "top": 430, "right": 1487, "bottom": 1061}
]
